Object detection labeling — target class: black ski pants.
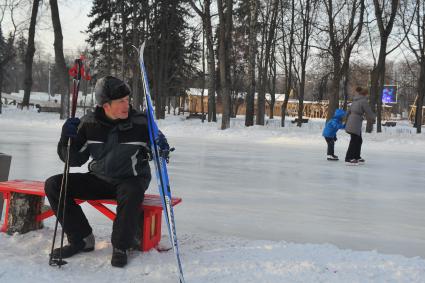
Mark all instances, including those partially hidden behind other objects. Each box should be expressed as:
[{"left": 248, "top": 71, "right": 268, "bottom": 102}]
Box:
[
  {"left": 45, "top": 173, "right": 150, "bottom": 250},
  {"left": 345, "top": 133, "right": 363, "bottom": 161},
  {"left": 325, "top": 137, "right": 336, "bottom": 156}
]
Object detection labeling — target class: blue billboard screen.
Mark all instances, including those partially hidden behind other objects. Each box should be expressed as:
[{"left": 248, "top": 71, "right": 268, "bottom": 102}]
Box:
[{"left": 382, "top": 85, "right": 397, "bottom": 103}]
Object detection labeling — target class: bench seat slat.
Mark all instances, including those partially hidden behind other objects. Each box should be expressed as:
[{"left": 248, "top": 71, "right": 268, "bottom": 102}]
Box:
[{"left": 0, "top": 179, "right": 182, "bottom": 208}]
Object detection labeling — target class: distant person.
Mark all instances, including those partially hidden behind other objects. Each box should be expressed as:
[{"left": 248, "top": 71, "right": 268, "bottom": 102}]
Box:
[
  {"left": 322, "top": 109, "right": 346, "bottom": 161},
  {"left": 344, "top": 86, "right": 376, "bottom": 165},
  {"left": 44, "top": 76, "right": 171, "bottom": 267}
]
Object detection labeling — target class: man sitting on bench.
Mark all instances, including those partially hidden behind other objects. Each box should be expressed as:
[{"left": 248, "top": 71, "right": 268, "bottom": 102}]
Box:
[{"left": 45, "top": 76, "right": 171, "bottom": 268}]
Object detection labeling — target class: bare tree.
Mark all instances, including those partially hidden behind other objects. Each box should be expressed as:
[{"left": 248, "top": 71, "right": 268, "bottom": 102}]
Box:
[
  {"left": 366, "top": 0, "right": 399, "bottom": 133},
  {"left": 245, "top": 0, "right": 258, "bottom": 126},
  {"left": 50, "top": 0, "right": 69, "bottom": 119},
  {"left": 319, "top": 0, "right": 365, "bottom": 120},
  {"left": 21, "top": 0, "right": 40, "bottom": 108},
  {"left": 292, "top": 0, "right": 318, "bottom": 127},
  {"left": 400, "top": 0, "right": 424, "bottom": 133},
  {"left": 256, "top": 0, "right": 279, "bottom": 126},
  {"left": 279, "top": 0, "right": 296, "bottom": 127},
  {"left": 267, "top": 40, "right": 277, "bottom": 119},
  {"left": 217, "top": 0, "right": 233, "bottom": 129},
  {"left": 189, "top": 0, "right": 217, "bottom": 122}
]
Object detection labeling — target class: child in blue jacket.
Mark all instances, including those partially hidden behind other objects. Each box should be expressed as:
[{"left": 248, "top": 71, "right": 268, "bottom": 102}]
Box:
[{"left": 322, "top": 109, "right": 346, "bottom": 161}]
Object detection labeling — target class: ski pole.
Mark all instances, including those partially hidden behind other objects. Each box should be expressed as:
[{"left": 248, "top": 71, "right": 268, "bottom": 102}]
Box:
[{"left": 49, "top": 56, "right": 88, "bottom": 267}]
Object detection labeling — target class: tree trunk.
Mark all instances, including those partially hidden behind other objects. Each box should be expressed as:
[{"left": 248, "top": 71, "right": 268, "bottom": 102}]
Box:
[
  {"left": 366, "top": 0, "right": 398, "bottom": 133},
  {"left": 297, "top": 70, "right": 306, "bottom": 127},
  {"left": 281, "top": 97, "right": 289, "bottom": 127},
  {"left": 269, "top": 50, "right": 277, "bottom": 119},
  {"left": 201, "top": 27, "right": 206, "bottom": 123},
  {"left": 50, "top": 0, "right": 70, "bottom": 119},
  {"left": 342, "top": 74, "right": 349, "bottom": 110},
  {"left": 368, "top": 42, "right": 387, "bottom": 133},
  {"left": 367, "top": 67, "right": 378, "bottom": 132},
  {"left": 217, "top": 0, "right": 233, "bottom": 130},
  {"left": 130, "top": 0, "right": 142, "bottom": 111},
  {"left": 190, "top": 0, "right": 216, "bottom": 122},
  {"left": 21, "top": 0, "right": 40, "bottom": 108},
  {"left": 6, "top": 193, "right": 44, "bottom": 234},
  {"left": 120, "top": 0, "right": 127, "bottom": 80},
  {"left": 204, "top": 0, "right": 216, "bottom": 122},
  {"left": 245, "top": 0, "right": 257, "bottom": 127},
  {"left": 328, "top": 62, "right": 342, "bottom": 121},
  {"left": 281, "top": 0, "right": 295, "bottom": 127},
  {"left": 415, "top": 59, "right": 425, "bottom": 133},
  {"left": 256, "top": 0, "right": 279, "bottom": 126},
  {"left": 154, "top": 2, "right": 174, "bottom": 120}
]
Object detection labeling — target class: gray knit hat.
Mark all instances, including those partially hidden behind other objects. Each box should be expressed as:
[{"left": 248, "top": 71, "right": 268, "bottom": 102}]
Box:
[{"left": 95, "top": 76, "right": 131, "bottom": 105}]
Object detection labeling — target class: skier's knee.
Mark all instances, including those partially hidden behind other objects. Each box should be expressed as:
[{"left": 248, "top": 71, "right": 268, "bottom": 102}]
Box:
[{"left": 44, "top": 174, "right": 63, "bottom": 197}]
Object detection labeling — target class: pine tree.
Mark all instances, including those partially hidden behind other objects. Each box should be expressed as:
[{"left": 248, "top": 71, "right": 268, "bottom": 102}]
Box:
[
  {"left": 86, "top": 0, "right": 122, "bottom": 76},
  {"left": 146, "top": 0, "right": 200, "bottom": 119},
  {"left": 0, "top": 27, "right": 17, "bottom": 113},
  {"left": 87, "top": 0, "right": 200, "bottom": 118}
]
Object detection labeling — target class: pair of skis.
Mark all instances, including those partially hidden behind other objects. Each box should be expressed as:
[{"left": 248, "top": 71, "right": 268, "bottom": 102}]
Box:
[{"left": 137, "top": 43, "right": 186, "bottom": 283}]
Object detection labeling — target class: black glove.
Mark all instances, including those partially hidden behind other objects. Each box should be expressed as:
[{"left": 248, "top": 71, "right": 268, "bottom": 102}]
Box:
[
  {"left": 157, "top": 132, "right": 174, "bottom": 163},
  {"left": 61, "top": 117, "right": 80, "bottom": 138}
]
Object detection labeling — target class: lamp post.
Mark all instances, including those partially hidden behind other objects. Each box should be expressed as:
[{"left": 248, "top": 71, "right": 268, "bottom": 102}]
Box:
[{"left": 48, "top": 60, "right": 51, "bottom": 102}]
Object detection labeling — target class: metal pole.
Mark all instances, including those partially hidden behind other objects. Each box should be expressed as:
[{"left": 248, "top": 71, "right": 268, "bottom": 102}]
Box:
[{"left": 48, "top": 61, "right": 51, "bottom": 102}]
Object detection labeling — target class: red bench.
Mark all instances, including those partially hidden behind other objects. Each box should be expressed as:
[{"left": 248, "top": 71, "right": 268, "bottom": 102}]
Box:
[{"left": 0, "top": 179, "right": 182, "bottom": 251}]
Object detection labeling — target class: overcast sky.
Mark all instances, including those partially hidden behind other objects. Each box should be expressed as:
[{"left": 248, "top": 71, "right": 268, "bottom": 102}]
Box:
[{"left": 2, "top": 0, "right": 92, "bottom": 58}]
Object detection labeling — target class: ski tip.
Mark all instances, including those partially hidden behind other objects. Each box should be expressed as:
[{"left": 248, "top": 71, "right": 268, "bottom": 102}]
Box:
[{"left": 139, "top": 41, "right": 146, "bottom": 60}]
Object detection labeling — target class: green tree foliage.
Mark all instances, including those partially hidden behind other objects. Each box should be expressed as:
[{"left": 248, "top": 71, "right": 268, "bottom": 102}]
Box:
[
  {"left": 86, "top": 0, "right": 200, "bottom": 118},
  {"left": 0, "top": 27, "right": 17, "bottom": 93}
]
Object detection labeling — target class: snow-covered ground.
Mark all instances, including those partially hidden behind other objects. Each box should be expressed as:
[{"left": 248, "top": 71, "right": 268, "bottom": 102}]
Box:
[{"left": 1, "top": 105, "right": 425, "bottom": 283}]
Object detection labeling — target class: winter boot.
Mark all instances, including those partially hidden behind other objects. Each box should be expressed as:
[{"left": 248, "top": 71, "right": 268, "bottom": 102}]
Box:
[
  {"left": 51, "top": 233, "right": 95, "bottom": 259},
  {"left": 357, "top": 158, "right": 365, "bottom": 164},
  {"left": 327, "top": 155, "right": 339, "bottom": 161},
  {"left": 111, "top": 247, "right": 127, "bottom": 268}
]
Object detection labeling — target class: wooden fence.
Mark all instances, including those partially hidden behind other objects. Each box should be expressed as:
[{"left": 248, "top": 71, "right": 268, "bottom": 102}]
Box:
[
  {"left": 185, "top": 95, "right": 393, "bottom": 120},
  {"left": 409, "top": 105, "right": 425, "bottom": 125}
]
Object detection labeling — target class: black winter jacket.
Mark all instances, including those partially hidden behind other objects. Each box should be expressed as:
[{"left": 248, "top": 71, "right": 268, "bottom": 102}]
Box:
[{"left": 58, "top": 107, "right": 151, "bottom": 181}]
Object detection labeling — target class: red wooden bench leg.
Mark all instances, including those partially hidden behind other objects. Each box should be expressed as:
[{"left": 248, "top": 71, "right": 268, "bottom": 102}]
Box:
[
  {"left": 141, "top": 208, "right": 162, "bottom": 251},
  {"left": 87, "top": 201, "right": 116, "bottom": 221},
  {"left": 35, "top": 200, "right": 86, "bottom": 222},
  {"left": 35, "top": 209, "right": 55, "bottom": 222},
  {"left": 0, "top": 192, "right": 11, "bottom": 232}
]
